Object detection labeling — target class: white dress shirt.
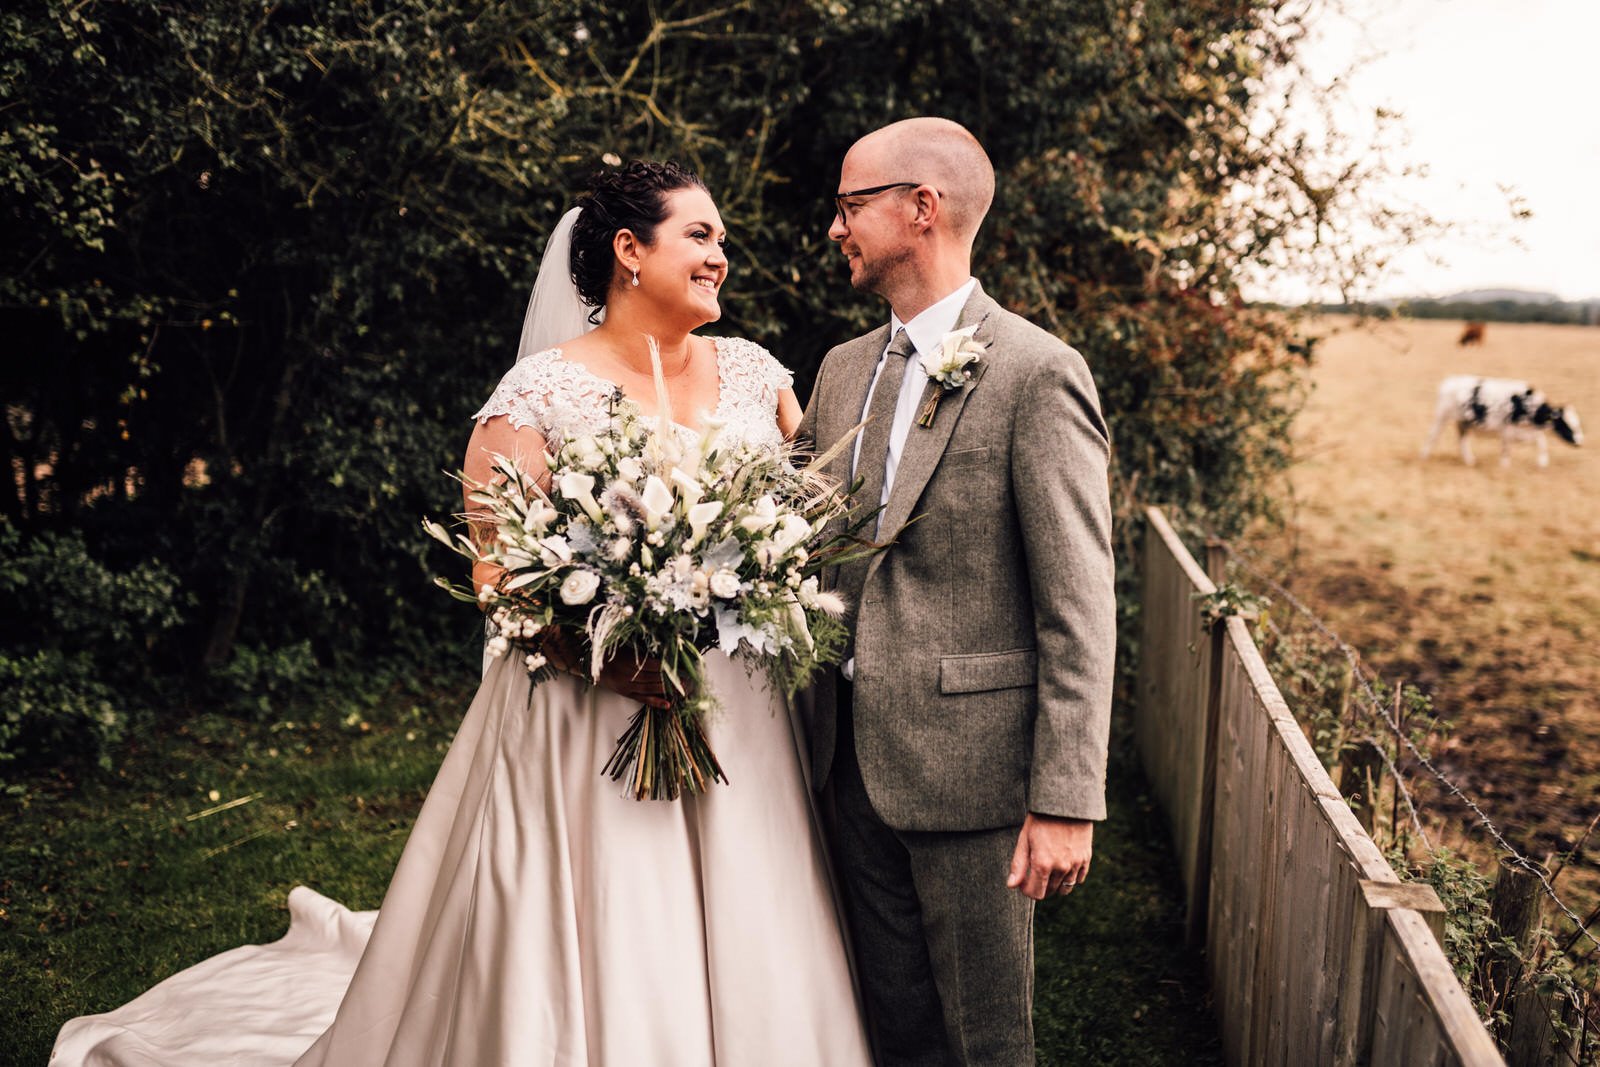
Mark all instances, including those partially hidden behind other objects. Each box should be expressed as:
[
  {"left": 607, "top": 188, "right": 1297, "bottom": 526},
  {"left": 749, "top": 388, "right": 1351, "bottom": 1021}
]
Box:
[
  {"left": 850, "top": 277, "right": 979, "bottom": 506},
  {"left": 844, "top": 277, "right": 977, "bottom": 679}
]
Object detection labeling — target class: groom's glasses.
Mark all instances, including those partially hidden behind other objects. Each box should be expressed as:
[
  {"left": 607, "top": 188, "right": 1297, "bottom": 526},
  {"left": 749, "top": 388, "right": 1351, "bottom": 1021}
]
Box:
[{"left": 831, "top": 182, "right": 936, "bottom": 220}]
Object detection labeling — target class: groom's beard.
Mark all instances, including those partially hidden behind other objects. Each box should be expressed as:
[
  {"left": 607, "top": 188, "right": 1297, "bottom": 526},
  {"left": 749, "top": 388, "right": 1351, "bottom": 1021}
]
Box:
[{"left": 849, "top": 246, "right": 915, "bottom": 297}]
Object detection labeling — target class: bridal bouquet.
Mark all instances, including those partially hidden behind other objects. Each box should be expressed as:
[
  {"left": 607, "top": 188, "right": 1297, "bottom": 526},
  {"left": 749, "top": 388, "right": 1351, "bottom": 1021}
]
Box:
[{"left": 427, "top": 349, "right": 862, "bottom": 801}]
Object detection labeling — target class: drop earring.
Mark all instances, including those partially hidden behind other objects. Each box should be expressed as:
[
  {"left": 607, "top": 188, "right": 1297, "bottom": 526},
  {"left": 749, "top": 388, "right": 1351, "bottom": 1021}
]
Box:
[{"left": 631, "top": 270, "right": 640, "bottom": 287}]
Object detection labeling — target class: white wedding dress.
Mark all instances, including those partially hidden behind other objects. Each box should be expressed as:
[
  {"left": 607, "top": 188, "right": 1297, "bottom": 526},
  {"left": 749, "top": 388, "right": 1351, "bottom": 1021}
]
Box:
[{"left": 52, "top": 337, "right": 872, "bottom": 1067}]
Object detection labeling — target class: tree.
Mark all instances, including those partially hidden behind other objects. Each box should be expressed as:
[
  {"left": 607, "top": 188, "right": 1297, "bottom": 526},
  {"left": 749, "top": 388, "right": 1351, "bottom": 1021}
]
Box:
[{"left": 3, "top": 0, "right": 1345, "bottom": 760}]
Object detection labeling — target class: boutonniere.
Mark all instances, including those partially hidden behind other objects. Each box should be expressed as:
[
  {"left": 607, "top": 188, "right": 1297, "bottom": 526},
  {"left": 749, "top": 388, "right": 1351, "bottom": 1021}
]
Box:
[{"left": 916, "top": 323, "right": 987, "bottom": 427}]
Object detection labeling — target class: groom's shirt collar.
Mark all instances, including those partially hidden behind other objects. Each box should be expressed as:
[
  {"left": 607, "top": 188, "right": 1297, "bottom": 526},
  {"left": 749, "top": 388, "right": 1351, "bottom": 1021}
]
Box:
[{"left": 889, "top": 277, "right": 978, "bottom": 360}]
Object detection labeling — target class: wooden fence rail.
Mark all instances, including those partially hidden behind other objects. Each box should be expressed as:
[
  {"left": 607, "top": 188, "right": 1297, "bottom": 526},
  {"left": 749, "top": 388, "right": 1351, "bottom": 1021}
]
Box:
[{"left": 1136, "top": 506, "right": 1503, "bottom": 1066}]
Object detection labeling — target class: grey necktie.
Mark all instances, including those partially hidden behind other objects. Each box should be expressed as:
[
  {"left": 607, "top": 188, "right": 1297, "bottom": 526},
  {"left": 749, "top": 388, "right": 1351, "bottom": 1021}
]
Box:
[{"left": 849, "top": 328, "right": 916, "bottom": 539}]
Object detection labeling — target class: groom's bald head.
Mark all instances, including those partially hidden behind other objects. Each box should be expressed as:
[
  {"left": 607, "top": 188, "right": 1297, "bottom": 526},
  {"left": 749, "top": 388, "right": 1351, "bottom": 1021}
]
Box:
[{"left": 849, "top": 118, "right": 995, "bottom": 246}]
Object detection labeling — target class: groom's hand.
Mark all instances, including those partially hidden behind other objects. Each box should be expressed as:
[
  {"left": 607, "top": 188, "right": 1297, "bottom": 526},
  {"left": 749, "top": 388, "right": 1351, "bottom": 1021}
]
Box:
[{"left": 1006, "top": 813, "right": 1094, "bottom": 901}]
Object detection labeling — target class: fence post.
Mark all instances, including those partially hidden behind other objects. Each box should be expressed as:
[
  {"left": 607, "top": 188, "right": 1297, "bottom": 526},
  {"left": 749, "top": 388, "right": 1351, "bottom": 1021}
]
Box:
[
  {"left": 1508, "top": 988, "right": 1578, "bottom": 1066},
  {"left": 1346, "top": 879, "right": 1452, "bottom": 1062},
  {"left": 1484, "top": 857, "right": 1574, "bottom": 1066},
  {"left": 1360, "top": 879, "right": 1448, "bottom": 945},
  {"left": 1186, "top": 540, "right": 1229, "bottom": 948},
  {"left": 1337, "top": 739, "right": 1381, "bottom": 834}
]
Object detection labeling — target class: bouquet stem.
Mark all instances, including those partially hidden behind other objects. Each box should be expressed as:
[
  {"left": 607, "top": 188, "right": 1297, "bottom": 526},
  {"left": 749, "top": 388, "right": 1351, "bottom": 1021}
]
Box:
[{"left": 604, "top": 704, "right": 728, "bottom": 801}]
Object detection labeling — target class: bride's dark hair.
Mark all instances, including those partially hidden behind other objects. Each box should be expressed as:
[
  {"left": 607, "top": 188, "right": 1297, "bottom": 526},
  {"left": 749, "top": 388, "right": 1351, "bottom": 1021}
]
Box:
[{"left": 569, "top": 160, "right": 707, "bottom": 319}]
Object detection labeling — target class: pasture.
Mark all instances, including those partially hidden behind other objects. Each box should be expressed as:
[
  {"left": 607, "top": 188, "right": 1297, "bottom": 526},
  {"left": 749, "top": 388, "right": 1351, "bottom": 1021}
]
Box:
[{"left": 1250, "top": 316, "right": 1600, "bottom": 906}]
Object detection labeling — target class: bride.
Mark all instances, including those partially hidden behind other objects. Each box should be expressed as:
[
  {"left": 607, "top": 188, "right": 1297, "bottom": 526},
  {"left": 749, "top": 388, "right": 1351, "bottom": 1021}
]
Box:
[{"left": 52, "top": 161, "right": 872, "bottom": 1066}]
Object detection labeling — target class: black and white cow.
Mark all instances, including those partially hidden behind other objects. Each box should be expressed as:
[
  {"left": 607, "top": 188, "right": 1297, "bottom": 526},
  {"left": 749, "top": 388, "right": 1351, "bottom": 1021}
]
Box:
[{"left": 1421, "top": 375, "right": 1584, "bottom": 468}]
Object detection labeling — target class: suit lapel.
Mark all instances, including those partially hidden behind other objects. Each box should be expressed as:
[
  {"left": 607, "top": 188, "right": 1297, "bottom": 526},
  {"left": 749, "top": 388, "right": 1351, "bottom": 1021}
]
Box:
[{"left": 875, "top": 286, "right": 999, "bottom": 543}]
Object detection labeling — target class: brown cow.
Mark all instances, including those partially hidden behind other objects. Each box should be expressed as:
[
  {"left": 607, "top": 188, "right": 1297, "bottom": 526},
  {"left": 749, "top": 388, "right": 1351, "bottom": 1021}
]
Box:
[{"left": 1459, "top": 321, "right": 1486, "bottom": 346}]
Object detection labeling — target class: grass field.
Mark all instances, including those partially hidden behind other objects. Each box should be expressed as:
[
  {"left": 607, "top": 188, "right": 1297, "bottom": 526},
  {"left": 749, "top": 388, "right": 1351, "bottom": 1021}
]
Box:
[
  {"left": 2, "top": 676, "right": 1219, "bottom": 1066},
  {"left": 1245, "top": 315, "right": 1600, "bottom": 909}
]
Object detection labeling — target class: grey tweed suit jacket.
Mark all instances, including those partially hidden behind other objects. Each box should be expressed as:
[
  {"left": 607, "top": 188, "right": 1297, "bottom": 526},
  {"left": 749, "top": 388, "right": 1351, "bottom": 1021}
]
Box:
[{"left": 799, "top": 283, "right": 1116, "bottom": 832}]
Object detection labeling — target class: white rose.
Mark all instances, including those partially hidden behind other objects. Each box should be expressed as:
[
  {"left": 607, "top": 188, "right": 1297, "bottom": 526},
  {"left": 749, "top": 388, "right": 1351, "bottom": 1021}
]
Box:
[
  {"left": 738, "top": 495, "right": 779, "bottom": 533},
  {"left": 570, "top": 435, "right": 605, "bottom": 469},
  {"left": 770, "top": 513, "right": 812, "bottom": 553},
  {"left": 617, "top": 456, "right": 644, "bottom": 482},
  {"left": 709, "top": 568, "right": 741, "bottom": 599},
  {"left": 559, "top": 570, "right": 601, "bottom": 605}
]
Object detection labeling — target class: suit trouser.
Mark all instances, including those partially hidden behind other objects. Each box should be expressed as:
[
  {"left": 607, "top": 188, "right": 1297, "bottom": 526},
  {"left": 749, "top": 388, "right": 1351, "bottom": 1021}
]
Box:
[{"left": 832, "top": 677, "right": 1035, "bottom": 1067}]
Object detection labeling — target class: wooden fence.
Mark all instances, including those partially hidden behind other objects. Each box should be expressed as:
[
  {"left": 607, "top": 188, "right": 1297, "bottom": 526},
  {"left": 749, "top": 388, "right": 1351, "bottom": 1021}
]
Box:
[{"left": 1136, "top": 506, "right": 1504, "bottom": 1066}]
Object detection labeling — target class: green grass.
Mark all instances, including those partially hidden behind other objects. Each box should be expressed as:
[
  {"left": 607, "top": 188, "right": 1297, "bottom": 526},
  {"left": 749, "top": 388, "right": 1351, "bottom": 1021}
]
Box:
[
  {"left": 1034, "top": 721, "right": 1223, "bottom": 1065},
  {"left": 3, "top": 688, "right": 1218, "bottom": 1066}
]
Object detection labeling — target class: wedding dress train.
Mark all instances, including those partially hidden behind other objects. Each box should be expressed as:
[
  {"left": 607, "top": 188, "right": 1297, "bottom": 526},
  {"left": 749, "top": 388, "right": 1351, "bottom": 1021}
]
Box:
[{"left": 54, "top": 654, "right": 870, "bottom": 1067}]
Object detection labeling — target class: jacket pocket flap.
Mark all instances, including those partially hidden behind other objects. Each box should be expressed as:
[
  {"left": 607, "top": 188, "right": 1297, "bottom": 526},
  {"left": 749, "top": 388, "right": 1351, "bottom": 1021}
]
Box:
[
  {"left": 939, "top": 648, "right": 1038, "bottom": 694},
  {"left": 940, "top": 446, "right": 990, "bottom": 469}
]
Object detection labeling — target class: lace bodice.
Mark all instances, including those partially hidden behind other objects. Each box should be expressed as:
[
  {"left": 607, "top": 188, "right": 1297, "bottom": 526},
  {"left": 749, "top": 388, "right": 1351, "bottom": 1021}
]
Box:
[{"left": 472, "top": 336, "right": 794, "bottom": 451}]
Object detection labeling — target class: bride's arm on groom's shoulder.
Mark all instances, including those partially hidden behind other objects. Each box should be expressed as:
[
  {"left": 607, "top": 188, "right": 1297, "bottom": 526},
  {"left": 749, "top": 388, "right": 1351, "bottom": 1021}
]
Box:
[
  {"left": 462, "top": 414, "right": 552, "bottom": 599},
  {"left": 777, "top": 388, "right": 803, "bottom": 441}
]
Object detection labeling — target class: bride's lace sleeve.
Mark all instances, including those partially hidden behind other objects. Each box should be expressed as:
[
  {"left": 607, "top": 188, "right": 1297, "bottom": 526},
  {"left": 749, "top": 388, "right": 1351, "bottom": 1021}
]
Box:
[
  {"left": 712, "top": 337, "right": 795, "bottom": 449},
  {"left": 470, "top": 348, "right": 617, "bottom": 441},
  {"left": 716, "top": 336, "right": 794, "bottom": 403}
]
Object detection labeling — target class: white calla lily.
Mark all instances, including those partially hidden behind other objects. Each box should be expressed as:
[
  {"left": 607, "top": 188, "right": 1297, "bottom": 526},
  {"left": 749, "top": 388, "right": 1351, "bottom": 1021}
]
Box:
[
  {"left": 538, "top": 535, "right": 573, "bottom": 565},
  {"left": 670, "top": 467, "right": 704, "bottom": 509},
  {"left": 687, "top": 500, "right": 723, "bottom": 547},
  {"left": 787, "top": 598, "right": 814, "bottom": 653},
  {"left": 557, "top": 472, "right": 604, "bottom": 523},
  {"left": 641, "top": 475, "right": 674, "bottom": 527}
]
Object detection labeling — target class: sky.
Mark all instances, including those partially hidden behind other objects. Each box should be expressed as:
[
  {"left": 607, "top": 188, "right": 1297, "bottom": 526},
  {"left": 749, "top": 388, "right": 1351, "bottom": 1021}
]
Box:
[{"left": 1269, "top": 0, "right": 1599, "bottom": 303}]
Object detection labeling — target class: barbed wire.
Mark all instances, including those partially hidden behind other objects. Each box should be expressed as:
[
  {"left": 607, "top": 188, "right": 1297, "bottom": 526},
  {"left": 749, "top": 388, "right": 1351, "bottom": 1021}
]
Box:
[
  {"left": 1219, "top": 537, "right": 1600, "bottom": 955},
  {"left": 1257, "top": 610, "right": 1435, "bottom": 848}
]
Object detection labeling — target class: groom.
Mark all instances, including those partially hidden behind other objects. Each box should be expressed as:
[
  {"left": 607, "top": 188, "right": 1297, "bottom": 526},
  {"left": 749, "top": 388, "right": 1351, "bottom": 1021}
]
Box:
[{"left": 800, "top": 118, "right": 1116, "bottom": 1065}]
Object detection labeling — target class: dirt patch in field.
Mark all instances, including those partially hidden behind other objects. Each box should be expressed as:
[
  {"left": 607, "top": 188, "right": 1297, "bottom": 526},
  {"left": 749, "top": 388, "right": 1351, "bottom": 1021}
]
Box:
[{"left": 1245, "top": 315, "right": 1600, "bottom": 912}]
